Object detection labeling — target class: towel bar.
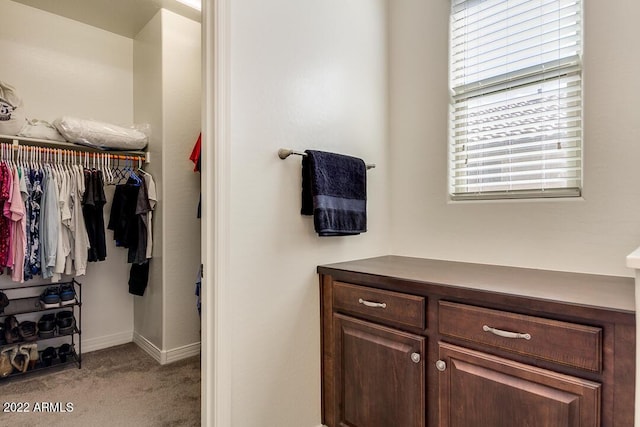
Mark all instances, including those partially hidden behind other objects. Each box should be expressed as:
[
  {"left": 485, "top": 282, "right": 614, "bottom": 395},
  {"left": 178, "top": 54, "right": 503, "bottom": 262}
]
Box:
[{"left": 278, "top": 148, "right": 376, "bottom": 170}]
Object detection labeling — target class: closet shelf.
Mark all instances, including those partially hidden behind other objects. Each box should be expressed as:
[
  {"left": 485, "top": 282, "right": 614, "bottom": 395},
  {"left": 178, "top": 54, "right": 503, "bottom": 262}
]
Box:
[
  {"left": 0, "top": 295, "right": 80, "bottom": 317},
  {"left": 0, "top": 134, "right": 147, "bottom": 157},
  {"left": 0, "top": 326, "right": 80, "bottom": 349},
  {"left": 0, "top": 349, "right": 79, "bottom": 381}
]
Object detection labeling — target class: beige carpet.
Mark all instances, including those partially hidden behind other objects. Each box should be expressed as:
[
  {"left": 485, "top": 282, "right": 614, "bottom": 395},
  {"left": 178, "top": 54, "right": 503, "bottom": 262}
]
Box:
[{"left": 0, "top": 343, "right": 201, "bottom": 427}]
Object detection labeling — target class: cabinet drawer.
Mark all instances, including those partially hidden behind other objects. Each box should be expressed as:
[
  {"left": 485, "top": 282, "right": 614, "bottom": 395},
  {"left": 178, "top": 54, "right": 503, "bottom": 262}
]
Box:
[
  {"left": 439, "top": 301, "right": 602, "bottom": 372},
  {"left": 333, "top": 282, "right": 426, "bottom": 329}
]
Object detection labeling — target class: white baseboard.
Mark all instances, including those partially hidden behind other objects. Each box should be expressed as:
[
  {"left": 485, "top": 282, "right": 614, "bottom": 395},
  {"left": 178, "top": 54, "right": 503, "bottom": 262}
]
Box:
[
  {"left": 164, "top": 341, "right": 201, "bottom": 364},
  {"left": 82, "top": 330, "right": 134, "bottom": 353},
  {"left": 133, "top": 331, "right": 201, "bottom": 365},
  {"left": 132, "top": 331, "right": 162, "bottom": 363}
]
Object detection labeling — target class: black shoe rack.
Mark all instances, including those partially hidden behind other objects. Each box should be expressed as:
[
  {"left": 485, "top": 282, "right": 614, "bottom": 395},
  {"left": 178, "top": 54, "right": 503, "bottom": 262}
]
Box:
[{"left": 0, "top": 279, "right": 82, "bottom": 380}]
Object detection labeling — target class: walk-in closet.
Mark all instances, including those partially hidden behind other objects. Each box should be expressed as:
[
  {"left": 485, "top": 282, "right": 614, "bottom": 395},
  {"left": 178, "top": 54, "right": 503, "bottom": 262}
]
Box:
[{"left": 0, "top": 0, "right": 202, "bottom": 408}]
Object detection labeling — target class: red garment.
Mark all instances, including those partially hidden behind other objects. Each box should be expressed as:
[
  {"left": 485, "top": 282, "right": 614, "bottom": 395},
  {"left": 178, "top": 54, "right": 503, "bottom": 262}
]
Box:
[{"left": 189, "top": 134, "right": 201, "bottom": 172}]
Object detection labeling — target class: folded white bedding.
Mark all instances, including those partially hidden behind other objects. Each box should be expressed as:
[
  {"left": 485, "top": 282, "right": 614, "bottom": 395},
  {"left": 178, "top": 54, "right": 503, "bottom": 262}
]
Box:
[
  {"left": 18, "top": 119, "right": 66, "bottom": 142},
  {"left": 54, "top": 116, "right": 148, "bottom": 150}
]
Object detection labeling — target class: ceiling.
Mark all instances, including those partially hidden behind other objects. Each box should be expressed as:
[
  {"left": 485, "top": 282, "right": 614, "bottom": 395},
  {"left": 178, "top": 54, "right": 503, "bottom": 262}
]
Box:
[{"left": 10, "top": 0, "right": 201, "bottom": 38}]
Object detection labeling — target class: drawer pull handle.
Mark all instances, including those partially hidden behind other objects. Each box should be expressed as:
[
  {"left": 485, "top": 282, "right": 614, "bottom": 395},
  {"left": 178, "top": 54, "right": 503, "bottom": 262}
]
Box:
[
  {"left": 483, "top": 325, "right": 531, "bottom": 340},
  {"left": 358, "top": 298, "right": 387, "bottom": 309}
]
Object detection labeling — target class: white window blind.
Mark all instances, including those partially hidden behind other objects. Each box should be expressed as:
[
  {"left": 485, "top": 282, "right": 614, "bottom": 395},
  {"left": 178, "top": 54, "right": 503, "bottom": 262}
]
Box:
[{"left": 449, "top": 0, "right": 583, "bottom": 200}]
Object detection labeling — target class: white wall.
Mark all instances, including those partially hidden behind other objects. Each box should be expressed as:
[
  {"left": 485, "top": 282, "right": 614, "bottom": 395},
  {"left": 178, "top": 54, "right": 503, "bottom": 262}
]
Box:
[
  {"left": 133, "top": 10, "right": 164, "bottom": 349},
  {"left": 160, "top": 9, "right": 201, "bottom": 351},
  {"left": 0, "top": 0, "right": 135, "bottom": 349},
  {"left": 133, "top": 9, "right": 201, "bottom": 355},
  {"left": 389, "top": 0, "right": 640, "bottom": 277},
  {"left": 225, "top": 0, "right": 389, "bottom": 425}
]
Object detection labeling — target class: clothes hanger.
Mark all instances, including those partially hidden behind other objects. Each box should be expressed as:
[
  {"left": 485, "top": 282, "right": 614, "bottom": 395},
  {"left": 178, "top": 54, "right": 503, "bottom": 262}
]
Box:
[
  {"left": 8, "top": 144, "right": 14, "bottom": 169},
  {"left": 19, "top": 146, "right": 26, "bottom": 171},
  {"left": 114, "top": 157, "right": 126, "bottom": 184},
  {"left": 108, "top": 154, "right": 114, "bottom": 184},
  {"left": 55, "top": 149, "right": 62, "bottom": 173},
  {"left": 137, "top": 154, "right": 150, "bottom": 177},
  {"left": 38, "top": 147, "right": 43, "bottom": 171},
  {"left": 103, "top": 154, "right": 111, "bottom": 185},
  {"left": 128, "top": 158, "right": 142, "bottom": 185},
  {"left": 105, "top": 154, "right": 112, "bottom": 183}
]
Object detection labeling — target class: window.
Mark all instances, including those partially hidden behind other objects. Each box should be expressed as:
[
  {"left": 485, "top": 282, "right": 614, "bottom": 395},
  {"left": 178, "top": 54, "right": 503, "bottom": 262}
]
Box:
[{"left": 449, "top": 0, "right": 583, "bottom": 200}]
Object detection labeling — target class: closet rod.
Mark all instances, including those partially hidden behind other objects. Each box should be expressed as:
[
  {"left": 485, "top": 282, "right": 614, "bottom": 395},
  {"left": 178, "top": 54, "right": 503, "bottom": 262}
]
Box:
[
  {"left": 0, "top": 144, "right": 148, "bottom": 169},
  {"left": 278, "top": 148, "right": 376, "bottom": 170},
  {"left": 0, "top": 134, "right": 149, "bottom": 163}
]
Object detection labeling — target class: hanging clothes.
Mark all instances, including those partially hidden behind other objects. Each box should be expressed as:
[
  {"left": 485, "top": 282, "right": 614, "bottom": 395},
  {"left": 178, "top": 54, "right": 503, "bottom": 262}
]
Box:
[
  {"left": 189, "top": 133, "right": 201, "bottom": 172},
  {"left": 24, "top": 167, "right": 43, "bottom": 280},
  {"left": 129, "top": 176, "right": 151, "bottom": 265},
  {"left": 53, "top": 166, "right": 72, "bottom": 279},
  {"left": 107, "top": 172, "right": 149, "bottom": 296},
  {"left": 190, "top": 133, "right": 201, "bottom": 219},
  {"left": 9, "top": 165, "right": 26, "bottom": 282},
  {"left": 0, "top": 143, "right": 149, "bottom": 283},
  {"left": 108, "top": 177, "right": 139, "bottom": 249},
  {"left": 72, "top": 165, "right": 90, "bottom": 275},
  {"left": 107, "top": 168, "right": 154, "bottom": 296},
  {"left": 83, "top": 169, "right": 107, "bottom": 262},
  {"left": 3, "top": 164, "right": 15, "bottom": 270},
  {"left": 128, "top": 170, "right": 157, "bottom": 296},
  {"left": 195, "top": 264, "right": 202, "bottom": 317},
  {"left": 40, "top": 166, "right": 59, "bottom": 280},
  {"left": 190, "top": 134, "right": 202, "bottom": 313},
  {"left": 141, "top": 171, "right": 156, "bottom": 259},
  {"left": 0, "top": 162, "right": 12, "bottom": 268},
  {"left": 128, "top": 262, "right": 149, "bottom": 296}
]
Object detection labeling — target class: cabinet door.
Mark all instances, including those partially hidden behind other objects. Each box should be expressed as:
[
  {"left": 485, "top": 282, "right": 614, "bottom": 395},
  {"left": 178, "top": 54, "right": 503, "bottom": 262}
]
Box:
[
  {"left": 438, "top": 342, "right": 600, "bottom": 427},
  {"left": 333, "top": 314, "right": 425, "bottom": 427}
]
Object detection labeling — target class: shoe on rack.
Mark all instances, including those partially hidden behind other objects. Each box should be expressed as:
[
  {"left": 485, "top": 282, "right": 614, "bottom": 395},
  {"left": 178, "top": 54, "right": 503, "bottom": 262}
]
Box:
[
  {"left": 56, "top": 311, "right": 76, "bottom": 335},
  {"left": 0, "top": 347, "right": 13, "bottom": 377},
  {"left": 40, "top": 286, "right": 60, "bottom": 309},
  {"left": 18, "top": 321, "right": 38, "bottom": 342},
  {"left": 0, "top": 291, "right": 8, "bottom": 314},
  {"left": 58, "top": 343, "right": 72, "bottom": 363},
  {"left": 4, "top": 315, "right": 20, "bottom": 344},
  {"left": 0, "top": 323, "right": 6, "bottom": 346},
  {"left": 41, "top": 347, "right": 56, "bottom": 367},
  {"left": 9, "top": 345, "right": 28, "bottom": 373},
  {"left": 20, "top": 343, "right": 38, "bottom": 370},
  {"left": 59, "top": 283, "right": 77, "bottom": 306},
  {"left": 37, "top": 313, "right": 56, "bottom": 338}
]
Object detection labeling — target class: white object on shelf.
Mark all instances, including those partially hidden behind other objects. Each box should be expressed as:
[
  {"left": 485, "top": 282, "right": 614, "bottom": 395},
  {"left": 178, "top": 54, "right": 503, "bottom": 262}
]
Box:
[
  {"left": 53, "top": 116, "right": 148, "bottom": 151},
  {"left": 18, "top": 119, "right": 66, "bottom": 142},
  {"left": 0, "top": 80, "right": 26, "bottom": 136}
]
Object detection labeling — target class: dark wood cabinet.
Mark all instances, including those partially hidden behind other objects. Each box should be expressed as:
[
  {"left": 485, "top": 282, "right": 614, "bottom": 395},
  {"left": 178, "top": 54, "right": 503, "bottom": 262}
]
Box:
[
  {"left": 438, "top": 342, "right": 600, "bottom": 427},
  {"left": 332, "top": 314, "right": 425, "bottom": 427},
  {"left": 319, "top": 256, "right": 635, "bottom": 427}
]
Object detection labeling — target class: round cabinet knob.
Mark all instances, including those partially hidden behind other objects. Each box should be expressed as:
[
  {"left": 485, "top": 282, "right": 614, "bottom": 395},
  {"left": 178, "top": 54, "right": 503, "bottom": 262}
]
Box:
[
  {"left": 410, "top": 352, "right": 421, "bottom": 363},
  {"left": 435, "top": 359, "right": 447, "bottom": 372}
]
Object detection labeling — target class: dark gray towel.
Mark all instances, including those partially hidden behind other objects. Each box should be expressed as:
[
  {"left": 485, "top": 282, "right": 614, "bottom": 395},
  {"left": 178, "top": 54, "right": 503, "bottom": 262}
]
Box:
[{"left": 301, "top": 150, "right": 367, "bottom": 236}]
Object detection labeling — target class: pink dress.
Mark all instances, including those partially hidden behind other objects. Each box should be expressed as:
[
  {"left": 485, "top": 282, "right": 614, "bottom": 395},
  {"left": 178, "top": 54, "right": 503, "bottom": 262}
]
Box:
[{"left": 10, "top": 166, "right": 26, "bottom": 282}]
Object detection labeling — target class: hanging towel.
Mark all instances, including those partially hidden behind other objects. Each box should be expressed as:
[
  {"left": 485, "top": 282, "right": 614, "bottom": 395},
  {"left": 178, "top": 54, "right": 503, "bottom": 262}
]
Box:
[{"left": 301, "top": 150, "right": 367, "bottom": 236}]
